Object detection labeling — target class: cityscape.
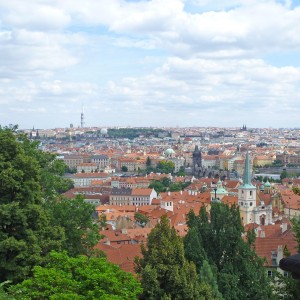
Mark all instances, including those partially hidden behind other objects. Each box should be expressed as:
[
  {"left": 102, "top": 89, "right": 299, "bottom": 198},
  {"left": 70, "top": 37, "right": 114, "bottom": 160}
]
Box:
[{"left": 1, "top": 0, "right": 300, "bottom": 299}]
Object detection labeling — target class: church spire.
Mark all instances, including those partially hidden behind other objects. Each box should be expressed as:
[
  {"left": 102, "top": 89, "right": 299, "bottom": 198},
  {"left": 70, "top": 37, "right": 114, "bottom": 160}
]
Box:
[{"left": 243, "top": 151, "right": 252, "bottom": 186}]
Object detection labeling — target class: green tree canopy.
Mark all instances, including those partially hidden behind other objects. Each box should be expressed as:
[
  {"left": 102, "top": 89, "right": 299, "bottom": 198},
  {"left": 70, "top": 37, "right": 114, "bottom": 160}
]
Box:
[
  {"left": 135, "top": 214, "right": 213, "bottom": 300},
  {"left": 149, "top": 180, "right": 167, "bottom": 194},
  {"left": 9, "top": 251, "right": 142, "bottom": 300},
  {"left": 134, "top": 212, "right": 150, "bottom": 228},
  {"left": 280, "top": 170, "right": 288, "bottom": 180},
  {"left": 146, "top": 156, "right": 151, "bottom": 167},
  {"left": 176, "top": 166, "right": 186, "bottom": 177},
  {"left": 121, "top": 165, "right": 128, "bottom": 172},
  {"left": 184, "top": 204, "right": 274, "bottom": 300},
  {"left": 45, "top": 195, "right": 101, "bottom": 257},
  {"left": 156, "top": 160, "right": 175, "bottom": 174},
  {"left": 0, "top": 127, "right": 64, "bottom": 283}
]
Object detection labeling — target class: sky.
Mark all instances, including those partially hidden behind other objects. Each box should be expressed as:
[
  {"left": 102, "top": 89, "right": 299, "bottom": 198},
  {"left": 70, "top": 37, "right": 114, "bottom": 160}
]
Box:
[{"left": 1, "top": 0, "right": 300, "bottom": 129}]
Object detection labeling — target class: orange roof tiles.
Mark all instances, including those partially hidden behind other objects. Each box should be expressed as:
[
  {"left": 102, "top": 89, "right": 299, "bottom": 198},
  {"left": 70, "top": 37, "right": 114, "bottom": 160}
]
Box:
[
  {"left": 95, "top": 243, "right": 142, "bottom": 274},
  {"left": 255, "top": 228, "right": 298, "bottom": 266},
  {"left": 131, "top": 188, "right": 153, "bottom": 196},
  {"left": 222, "top": 195, "right": 238, "bottom": 206},
  {"left": 281, "top": 192, "right": 300, "bottom": 210}
]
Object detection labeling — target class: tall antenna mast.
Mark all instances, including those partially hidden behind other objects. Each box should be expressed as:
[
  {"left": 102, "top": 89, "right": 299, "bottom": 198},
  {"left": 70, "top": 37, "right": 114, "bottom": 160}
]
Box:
[{"left": 81, "top": 105, "right": 85, "bottom": 128}]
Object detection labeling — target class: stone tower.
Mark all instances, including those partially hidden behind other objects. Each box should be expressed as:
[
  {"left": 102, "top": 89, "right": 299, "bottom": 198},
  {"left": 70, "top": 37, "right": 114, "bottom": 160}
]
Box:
[{"left": 192, "top": 145, "right": 202, "bottom": 175}]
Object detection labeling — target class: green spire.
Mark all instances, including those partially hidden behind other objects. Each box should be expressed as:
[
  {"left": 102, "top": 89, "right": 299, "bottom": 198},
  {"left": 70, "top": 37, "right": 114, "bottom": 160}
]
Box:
[{"left": 243, "top": 151, "right": 252, "bottom": 185}]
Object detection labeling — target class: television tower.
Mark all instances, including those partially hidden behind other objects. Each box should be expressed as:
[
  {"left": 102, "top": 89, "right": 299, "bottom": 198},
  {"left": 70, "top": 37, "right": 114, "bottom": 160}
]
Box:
[{"left": 81, "top": 105, "right": 85, "bottom": 128}]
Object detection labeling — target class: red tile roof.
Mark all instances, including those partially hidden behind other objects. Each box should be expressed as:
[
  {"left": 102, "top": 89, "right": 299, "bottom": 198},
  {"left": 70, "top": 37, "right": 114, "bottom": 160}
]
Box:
[
  {"left": 95, "top": 243, "right": 142, "bottom": 274},
  {"left": 255, "top": 225, "right": 298, "bottom": 266}
]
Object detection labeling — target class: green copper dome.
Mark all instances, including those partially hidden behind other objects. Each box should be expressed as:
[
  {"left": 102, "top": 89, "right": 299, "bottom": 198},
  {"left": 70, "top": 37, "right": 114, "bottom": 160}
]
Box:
[
  {"left": 264, "top": 180, "right": 271, "bottom": 188},
  {"left": 211, "top": 180, "right": 228, "bottom": 195},
  {"left": 164, "top": 148, "right": 175, "bottom": 155}
]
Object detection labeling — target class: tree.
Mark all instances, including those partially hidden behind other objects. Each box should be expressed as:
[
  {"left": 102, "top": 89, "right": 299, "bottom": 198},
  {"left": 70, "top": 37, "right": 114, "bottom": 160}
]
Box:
[
  {"left": 0, "top": 127, "right": 64, "bottom": 283},
  {"left": 280, "top": 170, "right": 288, "bottom": 180},
  {"left": 134, "top": 212, "right": 150, "bottom": 227},
  {"left": 98, "top": 213, "right": 107, "bottom": 230},
  {"left": 156, "top": 160, "right": 175, "bottom": 174},
  {"left": 169, "top": 183, "right": 182, "bottom": 192},
  {"left": 200, "top": 260, "right": 223, "bottom": 300},
  {"left": 135, "top": 215, "right": 212, "bottom": 300},
  {"left": 149, "top": 180, "right": 166, "bottom": 194},
  {"left": 176, "top": 166, "right": 186, "bottom": 177},
  {"left": 8, "top": 251, "right": 142, "bottom": 300},
  {"left": 184, "top": 204, "right": 274, "bottom": 300},
  {"left": 17, "top": 135, "right": 73, "bottom": 200},
  {"left": 0, "top": 282, "right": 15, "bottom": 300},
  {"left": 121, "top": 165, "right": 128, "bottom": 172},
  {"left": 45, "top": 195, "right": 101, "bottom": 258},
  {"left": 146, "top": 156, "right": 152, "bottom": 167},
  {"left": 161, "top": 177, "right": 171, "bottom": 187}
]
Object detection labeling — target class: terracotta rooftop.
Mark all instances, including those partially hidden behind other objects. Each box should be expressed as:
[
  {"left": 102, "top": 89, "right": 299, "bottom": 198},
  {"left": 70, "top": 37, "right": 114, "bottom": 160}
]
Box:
[
  {"left": 255, "top": 228, "right": 298, "bottom": 266},
  {"left": 95, "top": 243, "right": 142, "bottom": 274}
]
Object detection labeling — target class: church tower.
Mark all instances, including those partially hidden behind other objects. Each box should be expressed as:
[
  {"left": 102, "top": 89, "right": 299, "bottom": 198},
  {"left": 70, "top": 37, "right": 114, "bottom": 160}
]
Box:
[
  {"left": 238, "top": 151, "right": 257, "bottom": 224},
  {"left": 192, "top": 145, "right": 202, "bottom": 175}
]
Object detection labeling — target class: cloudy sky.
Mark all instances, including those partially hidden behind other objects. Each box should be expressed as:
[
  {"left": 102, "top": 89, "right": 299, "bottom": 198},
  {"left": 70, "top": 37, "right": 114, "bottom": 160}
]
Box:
[{"left": 1, "top": 0, "right": 300, "bottom": 129}]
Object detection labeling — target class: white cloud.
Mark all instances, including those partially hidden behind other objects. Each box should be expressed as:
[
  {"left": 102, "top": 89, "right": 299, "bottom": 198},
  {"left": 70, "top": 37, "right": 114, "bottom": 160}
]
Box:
[
  {"left": 1, "top": 0, "right": 71, "bottom": 30},
  {"left": 100, "top": 56, "right": 300, "bottom": 126},
  {"left": 0, "top": 0, "right": 300, "bottom": 128}
]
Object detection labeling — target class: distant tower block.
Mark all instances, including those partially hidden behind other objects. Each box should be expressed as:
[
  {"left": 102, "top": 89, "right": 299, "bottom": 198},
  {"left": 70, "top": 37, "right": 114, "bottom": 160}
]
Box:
[{"left": 81, "top": 105, "right": 85, "bottom": 128}]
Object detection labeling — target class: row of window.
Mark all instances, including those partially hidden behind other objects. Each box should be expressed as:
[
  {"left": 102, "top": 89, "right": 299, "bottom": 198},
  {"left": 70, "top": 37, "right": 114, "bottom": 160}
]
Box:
[
  {"left": 241, "top": 190, "right": 253, "bottom": 196},
  {"left": 240, "top": 201, "right": 253, "bottom": 207},
  {"left": 111, "top": 196, "right": 148, "bottom": 201},
  {"left": 110, "top": 202, "right": 149, "bottom": 206}
]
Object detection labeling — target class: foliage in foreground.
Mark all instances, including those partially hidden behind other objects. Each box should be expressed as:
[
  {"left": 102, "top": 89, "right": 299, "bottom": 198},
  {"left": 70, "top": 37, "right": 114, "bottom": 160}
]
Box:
[
  {"left": 135, "top": 215, "right": 216, "bottom": 300},
  {"left": 184, "top": 204, "right": 274, "bottom": 300},
  {"left": 0, "top": 127, "right": 64, "bottom": 283},
  {"left": 0, "top": 127, "right": 100, "bottom": 284},
  {"left": 9, "top": 251, "right": 142, "bottom": 300}
]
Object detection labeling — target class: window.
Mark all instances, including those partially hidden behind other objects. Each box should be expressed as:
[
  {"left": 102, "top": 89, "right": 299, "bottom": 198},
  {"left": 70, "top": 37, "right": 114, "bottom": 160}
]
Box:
[
  {"left": 250, "top": 191, "right": 252, "bottom": 196},
  {"left": 250, "top": 202, "right": 253, "bottom": 206},
  {"left": 267, "top": 270, "right": 273, "bottom": 277}
]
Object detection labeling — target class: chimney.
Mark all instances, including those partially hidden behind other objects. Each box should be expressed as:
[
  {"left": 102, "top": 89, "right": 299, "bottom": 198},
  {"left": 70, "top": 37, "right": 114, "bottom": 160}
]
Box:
[
  {"left": 168, "top": 191, "right": 171, "bottom": 196},
  {"left": 180, "top": 190, "right": 182, "bottom": 195},
  {"left": 121, "top": 228, "right": 127, "bottom": 234}
]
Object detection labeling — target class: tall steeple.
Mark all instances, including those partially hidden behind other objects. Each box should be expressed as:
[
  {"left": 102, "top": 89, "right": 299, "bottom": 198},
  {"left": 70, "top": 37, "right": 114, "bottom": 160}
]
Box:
[
  {"left": 238, "top": 150, "right": 257, "bottom": 225},
  {"left": 242, "top": 151, "right": 252, "bottom": 186}
]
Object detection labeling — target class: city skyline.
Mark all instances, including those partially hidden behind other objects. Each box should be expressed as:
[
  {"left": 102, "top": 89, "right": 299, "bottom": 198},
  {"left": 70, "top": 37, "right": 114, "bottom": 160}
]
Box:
[{"left": 1, "top": 0, "right": 300, "bottom": 129}]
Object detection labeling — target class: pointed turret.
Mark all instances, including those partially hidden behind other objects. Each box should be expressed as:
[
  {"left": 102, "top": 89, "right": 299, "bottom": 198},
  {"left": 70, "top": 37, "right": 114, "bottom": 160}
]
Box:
[{"left": 242, "top": 151, "right": 254, "bottom": 187}]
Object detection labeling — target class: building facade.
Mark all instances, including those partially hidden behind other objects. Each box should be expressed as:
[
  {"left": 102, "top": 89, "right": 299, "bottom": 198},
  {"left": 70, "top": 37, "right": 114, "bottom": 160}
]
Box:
[{"left": 109, "top": 188, "right": 157, "bottom": 206}]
